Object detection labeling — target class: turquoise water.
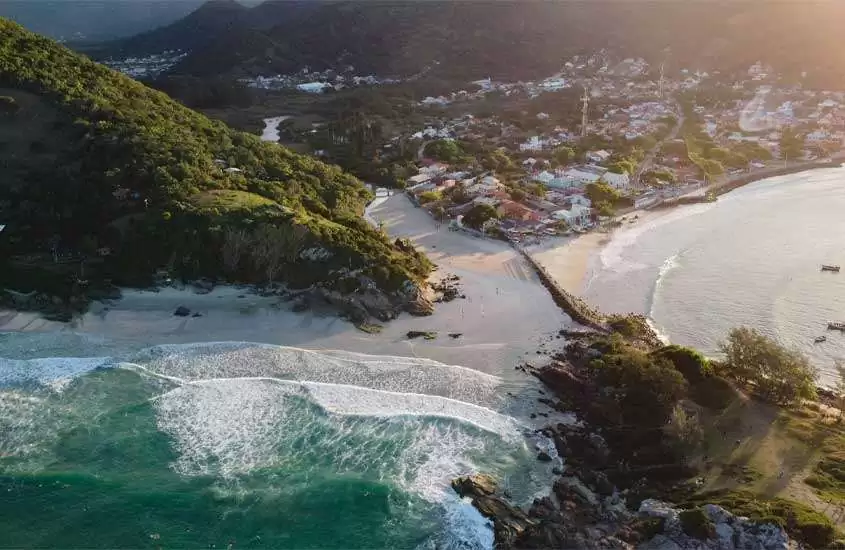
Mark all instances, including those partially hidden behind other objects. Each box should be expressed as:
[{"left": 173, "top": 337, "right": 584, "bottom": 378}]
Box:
[{"left": 0, "top": 337, "right": 555, "bottom": 548}]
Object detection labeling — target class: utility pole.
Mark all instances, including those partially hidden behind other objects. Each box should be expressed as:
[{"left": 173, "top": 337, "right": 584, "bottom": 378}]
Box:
[
  {"left": 580, "top": 86, "right": 590, "bottom": 138},
  {"left": 658, "top": 63, "right": 666, "bottom": 99}
]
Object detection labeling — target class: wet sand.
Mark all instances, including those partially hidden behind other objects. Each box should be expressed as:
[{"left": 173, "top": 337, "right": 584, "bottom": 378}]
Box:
[{"left": 0, "top": 195, "right": 570, "bottom": 379}]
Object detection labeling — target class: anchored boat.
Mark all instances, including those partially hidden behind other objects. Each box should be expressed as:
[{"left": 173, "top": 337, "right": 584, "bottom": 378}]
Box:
[
  {"left": 815, "top": 336, "right": 828, "bottom": 343},
  {"left": 821, "top": 265, "right": 841, "bottom": 272},
  {"left": 828, "top": 322, "right": 845, "bottom": 331}
]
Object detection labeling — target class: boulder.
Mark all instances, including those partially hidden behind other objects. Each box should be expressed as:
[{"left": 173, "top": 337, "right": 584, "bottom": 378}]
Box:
[
  {"left": 173, "top": 306, "right": 191, "bottom": 317},
  {"left": 537, "top": 451, "right": 553, "bottom": 462},
  {"left": 452, "top": 474, "right": 497, "bottom": 497}
]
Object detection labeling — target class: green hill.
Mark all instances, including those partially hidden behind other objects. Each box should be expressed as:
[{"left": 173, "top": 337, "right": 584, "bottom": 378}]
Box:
[{"left": 0, "top": 18, "right": 430, "bottom": 309}]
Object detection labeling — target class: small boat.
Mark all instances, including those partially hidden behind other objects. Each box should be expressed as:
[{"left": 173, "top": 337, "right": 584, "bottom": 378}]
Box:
[
  {"left": 821, "top": 265, "right": 841, "bottom": 272},
  {"left": 828, "top": 322, "right": 845, "bottom": 331},
  {"left": 815, "top": 336, "right": 827, "bottom": 343}
]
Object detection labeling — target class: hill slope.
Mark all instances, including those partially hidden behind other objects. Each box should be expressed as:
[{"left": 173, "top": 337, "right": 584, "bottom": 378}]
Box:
[
  {"left": 106, "top": 0, "right": 845, "bottom": 88},
  {"left": 0, "top": 18, "right": 430, "bottom": 309}
]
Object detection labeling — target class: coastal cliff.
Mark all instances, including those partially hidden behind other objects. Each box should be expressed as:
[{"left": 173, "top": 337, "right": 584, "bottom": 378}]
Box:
[{"left": 459, "top": 325, "right": 841, "bottom": 549}]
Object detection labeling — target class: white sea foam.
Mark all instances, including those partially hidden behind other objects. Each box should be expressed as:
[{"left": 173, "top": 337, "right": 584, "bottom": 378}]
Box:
[
  {"left": 0, "top": 356, "right": 113, "bottom": 389},
  {"left": 136, "top": 342, "right": 503, "bottom": 407},
  {"left": 600, "top": 204, "right": 713, "bottom": 273}
]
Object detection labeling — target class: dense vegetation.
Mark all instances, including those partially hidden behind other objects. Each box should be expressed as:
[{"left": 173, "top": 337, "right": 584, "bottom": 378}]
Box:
[
  {"left": 719, "top": 327, "right": 817, "bottom": 405},
  {"left": 0, "top": 18, "right": 431, "bottom": 298}
]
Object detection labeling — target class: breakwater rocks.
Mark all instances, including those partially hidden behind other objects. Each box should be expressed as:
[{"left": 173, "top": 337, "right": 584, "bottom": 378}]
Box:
[{"left": 517, "top": 250, "right": 608, "bottom": 332}]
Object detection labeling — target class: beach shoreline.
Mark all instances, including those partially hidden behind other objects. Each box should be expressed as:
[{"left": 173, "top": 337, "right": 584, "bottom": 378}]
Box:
[{"left": 1, "top": 194, "right": 571, "bottom": 379}]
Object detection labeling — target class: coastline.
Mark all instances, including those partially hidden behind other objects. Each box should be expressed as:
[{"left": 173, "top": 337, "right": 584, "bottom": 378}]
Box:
[{"left": 1, "top": 194, "right": 571, "bottom": 380}]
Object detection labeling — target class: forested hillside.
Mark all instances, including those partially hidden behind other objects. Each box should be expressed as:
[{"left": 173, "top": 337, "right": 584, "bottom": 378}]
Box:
[
  {"left": 0, "top": 18, "right": 430, "bottom": 300},
  {"left": 105, "top": 1, "right": 845, "bottom": 89}
]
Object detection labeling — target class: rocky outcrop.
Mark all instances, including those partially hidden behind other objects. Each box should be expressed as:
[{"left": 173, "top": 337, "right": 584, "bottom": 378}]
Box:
[
  {"left": 638, "top": 500, "right": 790, "bottom": 550},
  {"left": 451, "top": 475, "right": 537, "bottom": 547},
  {"left": 397, "top": 280, "right": 434, "bottom": 316}
]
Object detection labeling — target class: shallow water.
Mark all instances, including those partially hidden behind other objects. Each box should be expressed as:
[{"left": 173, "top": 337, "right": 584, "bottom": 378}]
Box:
[
  {"left": 0, "top": 337, "right": 559, "bottom": 549},
  {"left": 585, "top": 166, "right": 845, "bottom": 384}
]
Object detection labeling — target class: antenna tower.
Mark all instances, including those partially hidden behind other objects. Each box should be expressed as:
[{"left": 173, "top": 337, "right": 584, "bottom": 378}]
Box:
[
  {"left": 580, "top": 87, "right": 590, "bottom": 138},
  {"left": 658, "top": 63, "right": 666, "bottom": 99}
]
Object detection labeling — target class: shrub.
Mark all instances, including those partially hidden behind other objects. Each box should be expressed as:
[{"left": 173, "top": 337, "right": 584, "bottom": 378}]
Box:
[
  {"left": 652, "top": 345, "right": 712, "bottom": 381},
  {"left": 679, "top": 508, "right": 715, "bottom": 540},
  {"left": 591, "top": 347, "right": 688, "bottom": 427},
  {"left": 417, "top": 190, "right": 441, "bottom": 205},
  {"left": 720, "top": 327, "right": 817, "bottom": 405},
  {"left": 686, "top": 490, "right": 838, "bottom": 548},
  {"left": 694, "top": 375, "right": 736, "bottom": 410}
]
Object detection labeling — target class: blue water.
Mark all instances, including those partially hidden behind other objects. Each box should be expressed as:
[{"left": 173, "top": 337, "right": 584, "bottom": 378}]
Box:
[
  {"left": 586, "top": 166, "right": 845, "bottom": 384},
  {"left": 0, "top": 337, "right": 557, "bottom": 548}
]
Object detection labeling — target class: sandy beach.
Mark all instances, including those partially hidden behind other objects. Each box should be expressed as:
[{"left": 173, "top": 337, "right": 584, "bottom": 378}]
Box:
[{"left": 0, "top": 194, "right": 571, "bottom": 380}]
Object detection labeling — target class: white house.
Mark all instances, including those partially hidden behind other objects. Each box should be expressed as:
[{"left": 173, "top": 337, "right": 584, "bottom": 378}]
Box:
[
  {"left": 534, "top": 170, "right": 556, "bottom": 184},
  {"left": 297, "top": 82, "right": 331, "bottom": 93},
  {"left": 551, "top": 204, "right": 591, "bottom": 228},
  {"left": 465, "top": 177, "right": 501, "bottom": 196},
  {"left": 520, "top": 136, "right": 550, "bottom": 152},
  {"left": 546, "top": 176, "right": 577, "bottom": 189},
  {"left": 481, "top": 175, "right": 500, "bottom": 187},
  {"left": 407, "top": 173, "right": 433, "bottom": 187},
  {"left": 523, "top": 157, "right": 538, "bottom": 167},
  {"left": 602, "top": 171, "right": 631, "bottom": 190},
  {"left": 562, "top": 168, "right": 602, "bottom": 185},
  {"left": 419, "top": 163, "right": 449, "bottom": 176},
  {"left": 568, "top": 194, "right": 592, "bottom": 207},
  {"left": 586, "top": 150, "right": 611, "bottom": 164}
]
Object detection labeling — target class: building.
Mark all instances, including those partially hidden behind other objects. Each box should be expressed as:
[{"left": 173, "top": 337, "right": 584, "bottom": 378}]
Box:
[
  {"left": 534, "top": 171, "right": 556, "bottom": 184},
  {"left": 407, "top": 174, "right": 433, "bottom": 188},
  {"left": 551, "top": 204, "right": 591, "bottom": 228},
  {"left": 497, "top": 200, "right": 538, "bottom": 221},
  {"left": 586, "top": 150, "right": 611, "bottom": 164},
  {"left": 602, "top": 171, "right": 630, "bottom": 190},
  {"left": 561, "top": 167, "right": 603, "bottom": 186}
]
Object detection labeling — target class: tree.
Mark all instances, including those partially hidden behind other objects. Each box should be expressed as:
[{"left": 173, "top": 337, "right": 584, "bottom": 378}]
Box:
[
  {"left": 780, "top": 128, "right": 805, "bottom": 160},
  {"left": 530, "top": 183, "right": 547, "bottom": 198},
  {"left": 509, "top": 188, "right": 526, "bottom": 202},
  {"left": 594, "top": 201, "right": 615, "bottom": 218},
  {"left": 664, "top": 404, "right": 704, "bottom": 456},
  {"left": 222, "top": 227, "right": 250, "bottom": 274},
  {"left": 554, "top": 146, "right": 576, "bottom": 166},
  {"left": 423, "top": 139, "right": 463, "bottom": 162},
  {"left": 720, "top": 327, "right": 817, "bottom": 405},
  {"left": 585, "top": 182, "right": 621, "bottom": 205},
  {"left": 418, "top": 190, "right": 441, "bottom": 205},
  {"left": 462, "top": 203, "right": 499, "bottom": 230},
  {"left": 592, "top": 349, "right": 688, "bottom": 427}
]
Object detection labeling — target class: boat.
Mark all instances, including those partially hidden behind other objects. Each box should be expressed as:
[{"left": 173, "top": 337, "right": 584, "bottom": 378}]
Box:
[
  {"left": 821, "top": 265, "right": 841, "bottom": 272},
  {"left": 828, "top": 322, "right": 845, "bottom": 331},
  {"left": 815, "top": 336, "right": 827, "bottom": 343}
]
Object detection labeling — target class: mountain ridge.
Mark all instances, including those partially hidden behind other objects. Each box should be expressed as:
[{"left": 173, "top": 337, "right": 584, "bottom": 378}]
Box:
[
  {"left": 103, "top": 0, "right": 845, "bottom": 88},
  {"left": 0, "top": 17, "right": 431, "bottom": 312}
]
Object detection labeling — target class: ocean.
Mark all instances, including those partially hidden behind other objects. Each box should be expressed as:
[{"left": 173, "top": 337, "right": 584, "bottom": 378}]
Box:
[
  {"left": 585, "top": 166, "right": 845, "bottom": 384},
  {"left": 0, "top": 334, "right": 560, "bottom": 548}
]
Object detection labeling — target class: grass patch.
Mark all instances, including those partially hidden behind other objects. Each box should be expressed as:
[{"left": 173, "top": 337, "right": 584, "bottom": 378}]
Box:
[
  {"left": 188, "top": 190, "right": 280, "bottom": 214},
  {"left": 685, "top": 490, "right": 838, "bottom": 548}
]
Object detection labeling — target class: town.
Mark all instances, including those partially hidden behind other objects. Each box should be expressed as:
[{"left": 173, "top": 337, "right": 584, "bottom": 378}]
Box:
[
  {"left": 106, "top": 51, "right": 845, "bottom": 243},
  {"left": 354, "top": 56, "right": 845, "bottom": 243}
]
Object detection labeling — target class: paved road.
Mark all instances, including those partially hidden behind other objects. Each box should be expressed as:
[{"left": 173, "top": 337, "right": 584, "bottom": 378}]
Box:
[{"left": 633, "top": 100, "right": 683, "bottom": 188}]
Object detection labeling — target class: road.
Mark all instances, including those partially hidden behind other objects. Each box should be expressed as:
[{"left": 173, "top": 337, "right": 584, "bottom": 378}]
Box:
[{"left": 633, "top": 100, "right": 684, "bottom": 188}]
